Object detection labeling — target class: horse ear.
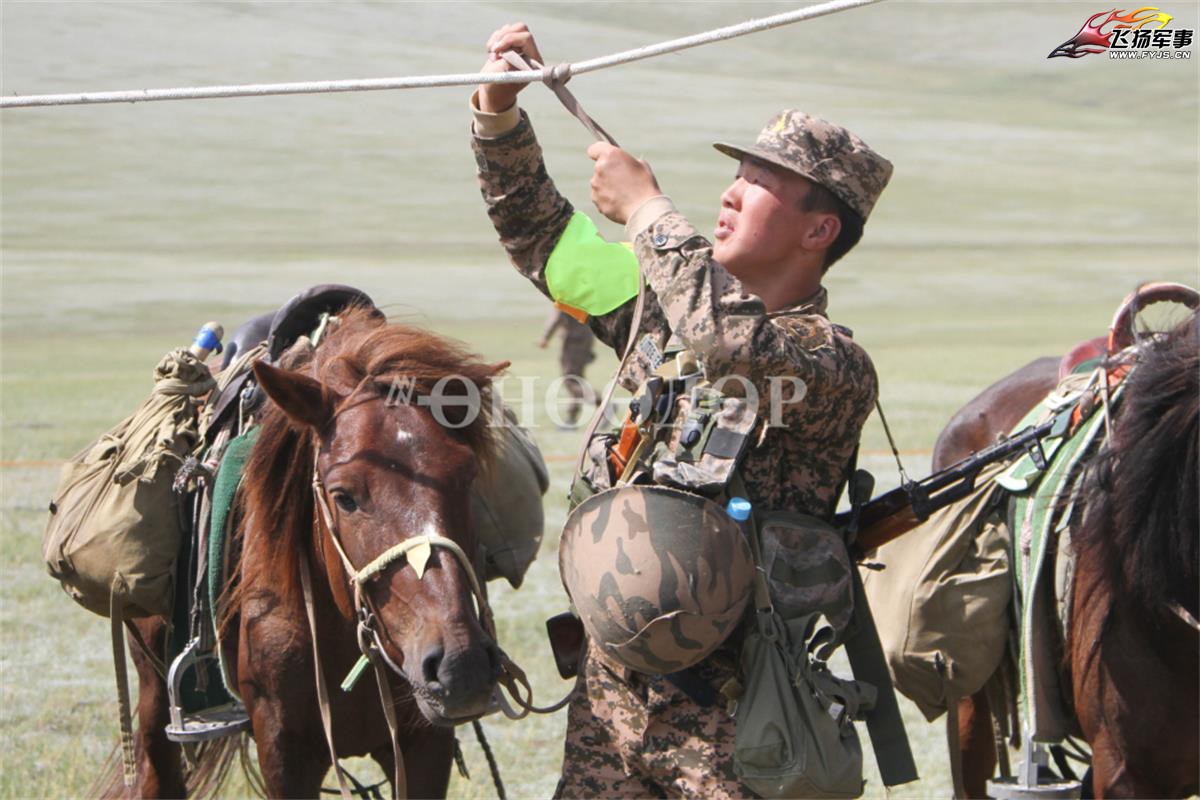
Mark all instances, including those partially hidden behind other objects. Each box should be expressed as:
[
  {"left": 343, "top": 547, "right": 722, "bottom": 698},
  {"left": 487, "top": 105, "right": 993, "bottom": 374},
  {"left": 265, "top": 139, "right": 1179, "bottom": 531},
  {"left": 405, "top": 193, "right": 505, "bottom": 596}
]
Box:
[{"left": 252, "top": 361, "right": 336, "bottom": 431}]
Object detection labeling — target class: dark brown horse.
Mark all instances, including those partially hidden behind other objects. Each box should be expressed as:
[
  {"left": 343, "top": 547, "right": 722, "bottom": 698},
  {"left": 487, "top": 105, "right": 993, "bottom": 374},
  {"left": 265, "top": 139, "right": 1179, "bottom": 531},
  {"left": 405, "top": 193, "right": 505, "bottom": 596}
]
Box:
[
  {"left": 936, "top": 314, "right": 1199, "bottom": 798},
  {"left": 104, "top": 307, "right": 505, "bottom": 798}
]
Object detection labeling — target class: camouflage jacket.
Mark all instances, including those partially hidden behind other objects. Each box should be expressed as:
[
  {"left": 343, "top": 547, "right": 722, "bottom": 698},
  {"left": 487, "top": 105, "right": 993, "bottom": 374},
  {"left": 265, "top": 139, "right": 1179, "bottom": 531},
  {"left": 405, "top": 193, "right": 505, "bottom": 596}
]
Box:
[{"left": 473, "top": 112, "right": 877, "bottom": 518}]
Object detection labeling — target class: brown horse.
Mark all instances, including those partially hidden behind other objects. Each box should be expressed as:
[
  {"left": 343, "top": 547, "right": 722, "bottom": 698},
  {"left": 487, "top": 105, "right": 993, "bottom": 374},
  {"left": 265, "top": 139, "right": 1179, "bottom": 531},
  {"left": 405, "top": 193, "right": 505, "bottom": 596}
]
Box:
[
  {"left": 936, "top": 316, "right": 1199, "bottom": 798},
  {"left": 104, "top": 307, "right": 505, "bottom": 798}
]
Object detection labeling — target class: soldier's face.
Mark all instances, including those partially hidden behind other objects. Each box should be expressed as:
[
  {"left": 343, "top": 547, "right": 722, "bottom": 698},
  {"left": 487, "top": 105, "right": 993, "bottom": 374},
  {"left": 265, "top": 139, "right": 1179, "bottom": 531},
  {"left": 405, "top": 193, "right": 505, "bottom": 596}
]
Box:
[{"left": 714, "top": 158, "right": 822, "bottom": 281}]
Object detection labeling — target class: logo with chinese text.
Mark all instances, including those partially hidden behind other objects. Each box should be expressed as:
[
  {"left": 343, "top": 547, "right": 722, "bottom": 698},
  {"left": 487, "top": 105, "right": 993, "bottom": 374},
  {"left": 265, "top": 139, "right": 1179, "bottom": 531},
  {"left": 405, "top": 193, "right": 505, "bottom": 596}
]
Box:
[{"left": 1049, "top": 7, "right": 1193, "bottom": 59}]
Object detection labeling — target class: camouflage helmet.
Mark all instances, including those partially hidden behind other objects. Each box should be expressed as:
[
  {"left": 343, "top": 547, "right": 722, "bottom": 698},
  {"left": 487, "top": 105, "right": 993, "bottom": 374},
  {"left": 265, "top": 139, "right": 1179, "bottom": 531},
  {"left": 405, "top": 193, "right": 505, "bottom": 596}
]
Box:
[{"left": 559, "top": 485, "right": 755, "bottom": 675}]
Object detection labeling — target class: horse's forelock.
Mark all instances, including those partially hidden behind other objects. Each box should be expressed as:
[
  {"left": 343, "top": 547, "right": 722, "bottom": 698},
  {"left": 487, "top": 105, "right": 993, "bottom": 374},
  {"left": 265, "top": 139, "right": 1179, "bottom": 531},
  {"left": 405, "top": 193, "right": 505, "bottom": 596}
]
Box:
[
  {"left": 1079, "top": 314, "right": 1199, "bottom": 621},
  {"left": 313, "top": 308, "right": 499, "bottom": 464}
]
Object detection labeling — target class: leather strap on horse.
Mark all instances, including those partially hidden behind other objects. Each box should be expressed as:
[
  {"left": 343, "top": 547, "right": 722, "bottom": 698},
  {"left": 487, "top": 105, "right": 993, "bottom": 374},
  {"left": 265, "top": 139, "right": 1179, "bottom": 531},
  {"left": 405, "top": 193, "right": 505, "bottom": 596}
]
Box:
[
  {"left": 110, "top": 578, "right": 137, "bottom": 787},
  {"left": 945, "top": 698, "right": 967, "bottom": 800},
  {"left": 358, "top": 619, "right": 407, "bottom": 800},
  {"left": 299, "top": 553, "right": 355, "bottom": 800},
  {"left": 937, "top": 654, "right": 968, "bottom": 800}
]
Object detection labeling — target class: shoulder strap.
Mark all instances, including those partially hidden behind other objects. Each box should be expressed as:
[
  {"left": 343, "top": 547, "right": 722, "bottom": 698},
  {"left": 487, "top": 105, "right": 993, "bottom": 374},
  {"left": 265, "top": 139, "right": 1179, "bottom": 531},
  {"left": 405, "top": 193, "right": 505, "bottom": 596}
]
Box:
[{"left": 571, "top": 280, "right": 647, "bottom": 483}]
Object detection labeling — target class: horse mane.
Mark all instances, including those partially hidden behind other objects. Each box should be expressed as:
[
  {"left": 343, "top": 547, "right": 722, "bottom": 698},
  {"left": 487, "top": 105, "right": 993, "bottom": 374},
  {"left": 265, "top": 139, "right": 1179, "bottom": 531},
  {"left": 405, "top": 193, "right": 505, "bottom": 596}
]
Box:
[
  {"left": 232, "top": 306, "right": 498, "bottom": 612},
  {"left": 1077, "top": 313, "right": 1199, "bottom": 622}
]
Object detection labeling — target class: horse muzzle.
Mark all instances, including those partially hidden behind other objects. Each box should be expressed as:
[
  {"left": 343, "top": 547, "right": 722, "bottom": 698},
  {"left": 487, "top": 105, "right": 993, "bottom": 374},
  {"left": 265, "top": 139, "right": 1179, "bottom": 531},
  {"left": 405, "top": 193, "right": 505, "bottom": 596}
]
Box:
[{"left": 410, "top": 638, "right": 502, "bottom": 725}]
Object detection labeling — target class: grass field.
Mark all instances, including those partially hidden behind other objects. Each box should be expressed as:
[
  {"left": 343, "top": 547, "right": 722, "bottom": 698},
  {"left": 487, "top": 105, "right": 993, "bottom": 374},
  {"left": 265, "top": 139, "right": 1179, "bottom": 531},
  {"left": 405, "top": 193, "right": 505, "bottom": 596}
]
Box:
[{"left": 2, "top": 1, "right": 1197, "bottom": 798}]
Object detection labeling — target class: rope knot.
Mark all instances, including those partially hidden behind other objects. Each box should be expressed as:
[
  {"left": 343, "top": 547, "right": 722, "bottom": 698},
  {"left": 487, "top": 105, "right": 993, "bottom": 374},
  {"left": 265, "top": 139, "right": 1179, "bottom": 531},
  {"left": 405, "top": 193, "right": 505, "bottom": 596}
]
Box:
[{"left": 542, "top": 62, "right": 572, "bottom": 89}]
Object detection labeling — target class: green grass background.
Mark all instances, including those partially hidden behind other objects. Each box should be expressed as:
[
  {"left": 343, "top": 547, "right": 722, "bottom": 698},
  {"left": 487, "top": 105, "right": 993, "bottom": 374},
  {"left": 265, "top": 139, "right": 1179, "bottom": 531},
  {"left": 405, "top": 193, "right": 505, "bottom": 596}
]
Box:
[{"left": 2, "top": 1, "right": 1196, "bottom": 797}]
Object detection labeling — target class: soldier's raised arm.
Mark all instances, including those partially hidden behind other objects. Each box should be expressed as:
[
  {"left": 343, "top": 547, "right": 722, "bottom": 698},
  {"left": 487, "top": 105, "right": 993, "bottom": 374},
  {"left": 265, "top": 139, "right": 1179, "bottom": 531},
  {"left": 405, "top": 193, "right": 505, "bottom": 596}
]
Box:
[{"left": 469, "top": 25, "right": 668, "bottom": 361}]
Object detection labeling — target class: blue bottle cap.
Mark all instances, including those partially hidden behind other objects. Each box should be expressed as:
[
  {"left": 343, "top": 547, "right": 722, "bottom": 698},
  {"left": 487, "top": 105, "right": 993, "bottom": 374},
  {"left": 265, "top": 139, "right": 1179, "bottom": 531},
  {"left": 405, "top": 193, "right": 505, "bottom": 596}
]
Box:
[
  {"left": 193, "top": 326, "right": 223, "bottom": 354},
  {"left": 726, "top": 497, "right": 752, "bottom": 522}
]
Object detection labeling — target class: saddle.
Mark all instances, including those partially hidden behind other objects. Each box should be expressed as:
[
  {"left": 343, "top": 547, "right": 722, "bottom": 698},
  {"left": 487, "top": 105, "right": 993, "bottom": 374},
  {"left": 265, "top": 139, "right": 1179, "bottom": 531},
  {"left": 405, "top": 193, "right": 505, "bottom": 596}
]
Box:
[
  {"left": 1056, "top": 336, "right": 1106, "bottom": 382},
  {"left": 166, "top": 285, "right": 551, "bottom": 742},
  {"left": 205, "top": 284, "right": 379, "bottom": 444},
  {"left": 166, "top": 284, "right": 380, "bottom": 742}
]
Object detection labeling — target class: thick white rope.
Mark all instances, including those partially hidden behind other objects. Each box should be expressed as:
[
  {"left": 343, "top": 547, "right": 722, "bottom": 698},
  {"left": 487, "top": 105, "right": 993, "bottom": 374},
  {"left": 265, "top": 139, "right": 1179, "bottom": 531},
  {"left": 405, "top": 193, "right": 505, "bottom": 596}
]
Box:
[{"left": 1, "top": 0, "right": 883, "bottom": 109}]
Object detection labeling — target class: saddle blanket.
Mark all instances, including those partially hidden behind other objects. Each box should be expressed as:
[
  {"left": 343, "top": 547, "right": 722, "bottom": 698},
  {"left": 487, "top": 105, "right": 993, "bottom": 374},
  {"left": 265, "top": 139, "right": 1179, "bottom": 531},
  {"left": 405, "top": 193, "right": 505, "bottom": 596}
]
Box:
[{"left": 998, "top": 362, "right": 1117, "bottom": 742}]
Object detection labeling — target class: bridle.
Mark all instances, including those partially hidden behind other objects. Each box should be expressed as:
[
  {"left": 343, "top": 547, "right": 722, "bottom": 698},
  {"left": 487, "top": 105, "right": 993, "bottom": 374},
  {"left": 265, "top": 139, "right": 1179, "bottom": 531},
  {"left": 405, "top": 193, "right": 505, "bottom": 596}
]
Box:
[
  {"left": 310, "top": 447, "right": 502, "bottom": 687},
  {"left": 299, "top": 405, "right": 567, "bottom": 800}
]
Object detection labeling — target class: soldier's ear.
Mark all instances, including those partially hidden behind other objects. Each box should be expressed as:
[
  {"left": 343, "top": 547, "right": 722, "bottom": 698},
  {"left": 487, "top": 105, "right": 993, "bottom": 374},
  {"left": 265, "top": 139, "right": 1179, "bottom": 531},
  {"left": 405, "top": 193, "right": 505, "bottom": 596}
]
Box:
[{"left": 807, "top": 213, "right": 841, "bottom": 252}]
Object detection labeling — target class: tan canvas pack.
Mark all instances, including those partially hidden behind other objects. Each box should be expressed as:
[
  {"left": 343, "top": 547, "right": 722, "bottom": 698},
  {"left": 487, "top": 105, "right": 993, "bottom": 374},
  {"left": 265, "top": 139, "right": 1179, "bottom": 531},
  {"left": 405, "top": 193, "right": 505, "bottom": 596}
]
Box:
[
  {"left": 860, "top": 460, "right": 1012, "bottom": 720},
  {"left": 43, "top": 349, "right": 213, "bottom": 620},
  {"left": 41, "top": 348, "right": 214, "bottom": 784},
  {"left": 471, "top": 406, "right": 549, "bottom": 589}
]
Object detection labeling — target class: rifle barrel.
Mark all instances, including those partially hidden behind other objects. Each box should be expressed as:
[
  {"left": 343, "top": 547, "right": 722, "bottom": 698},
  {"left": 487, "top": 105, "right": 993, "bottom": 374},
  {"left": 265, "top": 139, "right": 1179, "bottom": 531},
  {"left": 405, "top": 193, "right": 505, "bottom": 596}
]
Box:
[{"left": 842, "top": 413, "right": 1061, "bottom": 555}]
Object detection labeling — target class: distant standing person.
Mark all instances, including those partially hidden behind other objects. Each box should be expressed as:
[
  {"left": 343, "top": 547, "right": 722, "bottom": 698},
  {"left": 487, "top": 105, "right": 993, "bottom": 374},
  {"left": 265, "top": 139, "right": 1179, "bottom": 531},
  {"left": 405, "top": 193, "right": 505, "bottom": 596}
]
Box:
[{"left": 538, "top": 307, "right": 596, "bottom": 426}]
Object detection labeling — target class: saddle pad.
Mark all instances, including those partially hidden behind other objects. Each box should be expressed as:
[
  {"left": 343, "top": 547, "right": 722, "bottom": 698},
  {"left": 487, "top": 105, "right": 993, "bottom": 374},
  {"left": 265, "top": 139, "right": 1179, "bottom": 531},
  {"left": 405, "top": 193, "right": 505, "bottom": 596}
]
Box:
[
  {"left": 1009, "top": 390, "right": 1112, "bottom": 741},
  {"left": 207, "top": 427, "right": 259, "bottom": 617}
]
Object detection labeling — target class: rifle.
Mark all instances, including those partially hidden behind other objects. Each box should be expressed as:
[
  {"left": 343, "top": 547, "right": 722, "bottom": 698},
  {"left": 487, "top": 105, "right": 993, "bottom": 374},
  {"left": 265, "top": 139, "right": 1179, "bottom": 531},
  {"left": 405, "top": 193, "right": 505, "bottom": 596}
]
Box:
[{"left": 836, "top": 408, "right": 1071, "bottom": 557}]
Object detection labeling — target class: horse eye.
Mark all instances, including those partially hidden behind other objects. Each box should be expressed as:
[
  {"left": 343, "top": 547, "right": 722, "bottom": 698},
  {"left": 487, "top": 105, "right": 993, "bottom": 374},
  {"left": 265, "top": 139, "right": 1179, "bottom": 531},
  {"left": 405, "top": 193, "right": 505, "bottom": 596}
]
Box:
[{"left": 332, "top": 492, "right": 358, "bottom": 513}]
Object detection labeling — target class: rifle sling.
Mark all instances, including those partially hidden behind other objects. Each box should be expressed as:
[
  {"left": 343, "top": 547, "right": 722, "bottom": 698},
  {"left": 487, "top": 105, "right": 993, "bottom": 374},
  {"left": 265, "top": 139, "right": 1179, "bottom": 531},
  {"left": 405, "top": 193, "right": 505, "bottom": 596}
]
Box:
[
  {"left": 841, "top": 445, "right": 919, "bottom": 787},
  {"left": 844, "top": 566, "right": 919, "bottom": 786}
]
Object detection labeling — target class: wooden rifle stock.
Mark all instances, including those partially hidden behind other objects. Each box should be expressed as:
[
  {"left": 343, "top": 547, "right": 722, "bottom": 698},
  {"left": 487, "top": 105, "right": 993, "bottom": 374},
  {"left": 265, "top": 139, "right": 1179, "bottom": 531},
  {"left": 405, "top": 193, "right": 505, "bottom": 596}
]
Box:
[
  {"left": 837, "top": 412, "right": 1066, "bottom": 557},
  {"left": 608, "top": 411, "right": 640, "bottom": 475},
  {"left": 841, "top": 487, "right": 926, "bottom": 555}
]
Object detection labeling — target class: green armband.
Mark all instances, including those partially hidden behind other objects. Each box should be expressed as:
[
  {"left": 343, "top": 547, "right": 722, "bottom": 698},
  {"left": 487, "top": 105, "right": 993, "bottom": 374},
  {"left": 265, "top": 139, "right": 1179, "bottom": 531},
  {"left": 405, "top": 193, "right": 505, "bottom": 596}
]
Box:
[{"left": 545, "top": 212, "right": 640, "bottom": 317}]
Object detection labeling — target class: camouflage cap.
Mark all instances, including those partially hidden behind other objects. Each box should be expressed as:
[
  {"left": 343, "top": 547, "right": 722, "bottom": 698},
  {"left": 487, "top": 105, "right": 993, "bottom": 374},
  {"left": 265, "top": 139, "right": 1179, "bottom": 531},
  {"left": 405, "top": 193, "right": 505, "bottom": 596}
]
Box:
[{"left": 713, "top": 109, "right": 893, "bottom": 221}]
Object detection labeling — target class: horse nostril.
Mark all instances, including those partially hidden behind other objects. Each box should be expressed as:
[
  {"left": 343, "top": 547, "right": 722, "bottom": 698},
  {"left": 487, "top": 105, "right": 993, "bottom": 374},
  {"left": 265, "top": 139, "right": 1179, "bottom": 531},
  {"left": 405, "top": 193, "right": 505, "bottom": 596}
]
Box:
[{"left": 422, "top": 646, "right": 444, "bottom": 686}]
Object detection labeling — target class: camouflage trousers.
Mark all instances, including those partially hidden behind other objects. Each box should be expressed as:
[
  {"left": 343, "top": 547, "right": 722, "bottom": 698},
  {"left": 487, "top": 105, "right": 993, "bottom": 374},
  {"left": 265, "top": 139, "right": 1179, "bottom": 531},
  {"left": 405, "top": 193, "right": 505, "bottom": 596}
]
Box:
[{"left": 553, "top": 642, "right": 751, "bottom": 799}]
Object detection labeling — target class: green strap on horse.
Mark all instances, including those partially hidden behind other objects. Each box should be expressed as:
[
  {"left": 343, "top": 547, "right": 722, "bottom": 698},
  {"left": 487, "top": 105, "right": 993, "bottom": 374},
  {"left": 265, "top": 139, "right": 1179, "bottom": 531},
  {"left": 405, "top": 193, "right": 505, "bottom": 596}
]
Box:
[{"left": 207, "top": 426, "right": 260, "bottom": 620}]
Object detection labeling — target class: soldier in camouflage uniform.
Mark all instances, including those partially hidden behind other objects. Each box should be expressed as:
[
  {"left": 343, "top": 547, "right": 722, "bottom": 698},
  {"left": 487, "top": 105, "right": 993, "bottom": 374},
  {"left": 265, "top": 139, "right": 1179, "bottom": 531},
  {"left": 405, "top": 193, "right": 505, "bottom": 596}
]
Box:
[
  {"left": 538, "top": 307, "right": 596, "bottom": 426},
  {"left": 471, "top": 23, "right": 892, "bottom": 798}
]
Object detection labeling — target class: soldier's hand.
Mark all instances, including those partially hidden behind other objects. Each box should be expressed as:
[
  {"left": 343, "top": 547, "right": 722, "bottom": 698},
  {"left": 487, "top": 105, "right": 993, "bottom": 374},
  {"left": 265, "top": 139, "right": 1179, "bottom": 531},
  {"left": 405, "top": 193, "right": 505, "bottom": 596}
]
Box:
[
  {"left": 478, "top": 23, "right": 544, "bottom": 113},
  {"left": 587, "top": 142, "right": 662, "bottom": 225}
]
